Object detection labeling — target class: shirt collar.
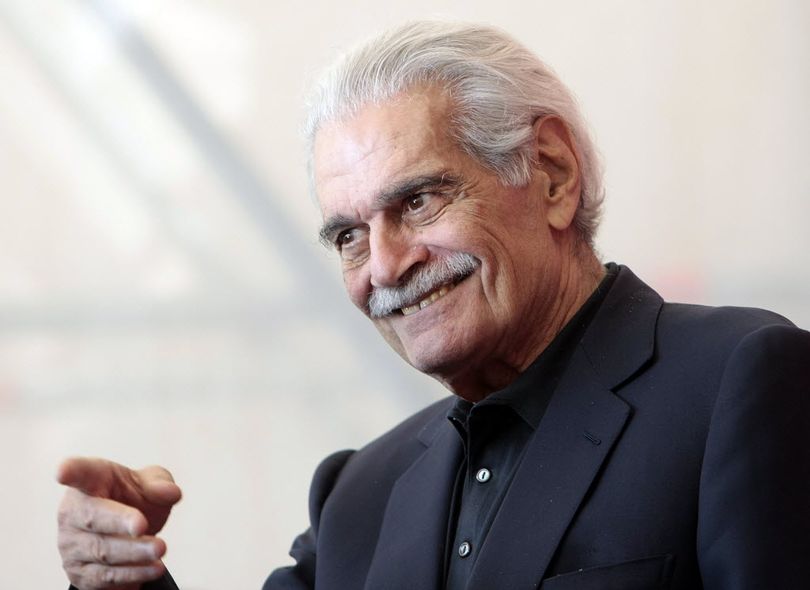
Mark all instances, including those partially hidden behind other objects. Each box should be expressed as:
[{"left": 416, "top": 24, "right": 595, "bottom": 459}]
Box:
[{"left": 447, "top": 263, "right": 619, "bottom": 431}]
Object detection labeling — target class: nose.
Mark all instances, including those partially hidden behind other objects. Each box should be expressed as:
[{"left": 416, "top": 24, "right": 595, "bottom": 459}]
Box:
[{"left": 368, "top": 226, "right": 429, "bottom": 288}]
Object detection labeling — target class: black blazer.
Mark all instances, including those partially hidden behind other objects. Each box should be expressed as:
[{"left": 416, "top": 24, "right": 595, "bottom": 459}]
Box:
[
  {"left": 264, "top": 266, "right": 810, "bottom": 590},
  {"left": 110, "top": 266, "right": 810, "bottom": 590}
]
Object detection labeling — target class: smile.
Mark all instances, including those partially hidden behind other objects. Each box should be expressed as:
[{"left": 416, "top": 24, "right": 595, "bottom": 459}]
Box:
[{"left": 400, "top": 284, "right": 453, "bottom": 316}]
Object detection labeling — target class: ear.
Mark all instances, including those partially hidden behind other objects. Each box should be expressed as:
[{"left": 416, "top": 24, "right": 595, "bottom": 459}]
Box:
[{"left": 532, "top": 116, "right": 581, "bottom": 232}]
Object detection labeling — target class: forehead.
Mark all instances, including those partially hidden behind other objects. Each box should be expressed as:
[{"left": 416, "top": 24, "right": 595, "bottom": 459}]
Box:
[{"left": 312, "top": 88, "right": 458, "bottom": 215}]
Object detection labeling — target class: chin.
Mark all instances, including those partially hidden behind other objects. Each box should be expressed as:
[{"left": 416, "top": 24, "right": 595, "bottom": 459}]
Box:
[{"left": 403, "top": 344, "right": 470, "bottom": 379}]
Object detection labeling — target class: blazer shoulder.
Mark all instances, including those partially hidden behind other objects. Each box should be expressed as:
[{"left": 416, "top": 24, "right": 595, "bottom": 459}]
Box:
[
  {"left": 657, "top": 302, "right": 796, "bottom": 351},
  {"left": 353, "top": 395, "right": 454, "bottom": 460},
  {"left": 643, "top": 302, "right": 805, "bottom": 404},
  {"left": 610, "top": 266, "right": 797, "bottom": 354},
  {"left": 304, "top": 396, "right": 456, "bottom": 508},
  {"left": 320, "top": 396, "right": 453, "bottom": 500}
]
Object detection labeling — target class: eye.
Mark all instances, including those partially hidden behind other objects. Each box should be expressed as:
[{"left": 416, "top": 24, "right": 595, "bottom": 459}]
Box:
[
  {"left": 334, "top": 227, "right": 369, "bottom": 263},
  {"left": 405, "top": 194, "right": 427, "bottom": 212},
  {"left": 402, "top": 192, "right": 445, "bottom": 222},
  {"left": 336, "top": 229, "right": 355, "bottom": 248}
]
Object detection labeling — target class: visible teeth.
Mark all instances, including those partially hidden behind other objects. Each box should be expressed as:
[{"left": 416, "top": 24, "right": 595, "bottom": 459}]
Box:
[{"left": 400, "top": 284, "right": 453, "bottom": 316}]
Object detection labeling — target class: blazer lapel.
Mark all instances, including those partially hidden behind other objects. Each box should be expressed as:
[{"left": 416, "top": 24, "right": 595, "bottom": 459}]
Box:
[
  {"left": 579, "top": 265, "right": 663, "bottom": 390},
  {"left": 467, "top": 351, "right": 631, "bottom": 589},
  {"left": 363, "top": 421, "right": 463, "bottom": 590},
  {"left": 361, "top": 265, "right": 662, "bottom": 590},
  {"left": 467, "top": 265, "right": 663, "bottom": 589}
]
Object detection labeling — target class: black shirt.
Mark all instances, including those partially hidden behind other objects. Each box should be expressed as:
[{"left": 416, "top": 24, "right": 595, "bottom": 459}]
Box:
[{"left": 444, "top": 264, "right": 618, "bottom": 589}]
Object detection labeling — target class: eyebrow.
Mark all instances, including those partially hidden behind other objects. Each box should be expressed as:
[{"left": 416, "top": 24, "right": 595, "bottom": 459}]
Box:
[
  {"left": 375, "top": 173, "right": 457, "bottom": 208},
  {"left": 318, "top": 213, "right": 356, "bottom": 247},
  {"left": 317, "top": 172, "right": 458, "bottom": 247}
]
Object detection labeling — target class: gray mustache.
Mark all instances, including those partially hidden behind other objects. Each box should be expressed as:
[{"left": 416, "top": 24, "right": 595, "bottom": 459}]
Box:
[{"left": 367, "top": 253, "right": 479, "bottom": 318}]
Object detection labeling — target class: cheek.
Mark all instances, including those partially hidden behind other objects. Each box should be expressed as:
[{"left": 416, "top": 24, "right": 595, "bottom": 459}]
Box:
[{"left": 343, "top": 270, "right": 370, "bottom": 311}]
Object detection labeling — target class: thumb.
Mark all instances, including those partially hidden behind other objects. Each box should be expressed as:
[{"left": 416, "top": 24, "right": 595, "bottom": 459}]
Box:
[{"left": 135, "top": 465, "right": 183, "bottom": 506}]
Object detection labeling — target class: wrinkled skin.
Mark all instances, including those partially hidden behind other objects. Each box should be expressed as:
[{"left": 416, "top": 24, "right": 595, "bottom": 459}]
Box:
[
  {"left": 57, "top": 457, "right": 182, "bottom": 590},
  {"left": 314, "top": 87, "right": 602, "bottom": 400}
]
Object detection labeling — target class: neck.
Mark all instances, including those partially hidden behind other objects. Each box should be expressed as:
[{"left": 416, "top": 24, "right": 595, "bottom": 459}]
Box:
[{"left": 440, "top": 246, "right": 605, "bottom": 402}]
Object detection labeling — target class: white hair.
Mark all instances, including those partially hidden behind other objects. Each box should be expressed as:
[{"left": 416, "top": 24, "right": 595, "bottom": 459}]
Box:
[{"left": 305, "top": 21, "right": 604, "bottom": 245}]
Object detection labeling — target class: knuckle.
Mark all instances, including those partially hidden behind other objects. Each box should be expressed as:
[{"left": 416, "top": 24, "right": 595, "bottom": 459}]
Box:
[
  {"left": 66, "top": 562, "right": 95, "bottom": 589},
  {"left": 56, "top": 506, "right": 69, "bottom": 528},
  {"left": 57, "top": 491, "right": 79, "bottom": 528},
  {"left": 56, "top": 531, "right": 74, "bottom": 555},
  {"left": 91, "top": 536, "right": 109, "bottom": 564},
  {"left": 101, "top": 566, "right": 118, "bottom": 586},
  {"left": 77, "top": 501, "right": 99, "bottom": 532},
  {"left": 62, "top": 558, "right": 81, "bottom": 577},
  {"left": 57, "top": 528, "right": 87, "bottom": 562}
]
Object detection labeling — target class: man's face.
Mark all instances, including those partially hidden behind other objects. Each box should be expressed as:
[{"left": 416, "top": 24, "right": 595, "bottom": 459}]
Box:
[{"left": 313, "top": 88, "right": 565, "bottom": 393}]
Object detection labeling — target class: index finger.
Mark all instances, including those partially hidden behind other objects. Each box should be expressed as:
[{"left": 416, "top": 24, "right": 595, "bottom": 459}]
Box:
[{"left": 56, "top": 457, "right": 127, "bottom": 497}]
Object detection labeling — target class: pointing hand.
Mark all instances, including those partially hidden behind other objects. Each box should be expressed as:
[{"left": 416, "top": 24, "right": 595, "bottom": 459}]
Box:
[{"left": 57, "top": 457, "right": 182, "bottom": 590}]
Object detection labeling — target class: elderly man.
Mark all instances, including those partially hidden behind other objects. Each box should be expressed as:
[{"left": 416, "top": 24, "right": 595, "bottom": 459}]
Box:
[{"left": 57, "top": 22, "right": 809, "bottom": 590}]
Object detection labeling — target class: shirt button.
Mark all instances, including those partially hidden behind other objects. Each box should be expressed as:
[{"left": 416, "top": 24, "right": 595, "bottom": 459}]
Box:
[
  {"left": 475, "top": 468, "right": 492, "bottom": 483},
  {"left": 458, "top": 541, "right": 472, "bottom": 558}
]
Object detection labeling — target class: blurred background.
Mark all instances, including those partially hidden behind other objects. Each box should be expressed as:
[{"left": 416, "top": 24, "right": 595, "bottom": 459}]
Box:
[{"left": 1, "top": 0, "right": 807, "bottom": 587}]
